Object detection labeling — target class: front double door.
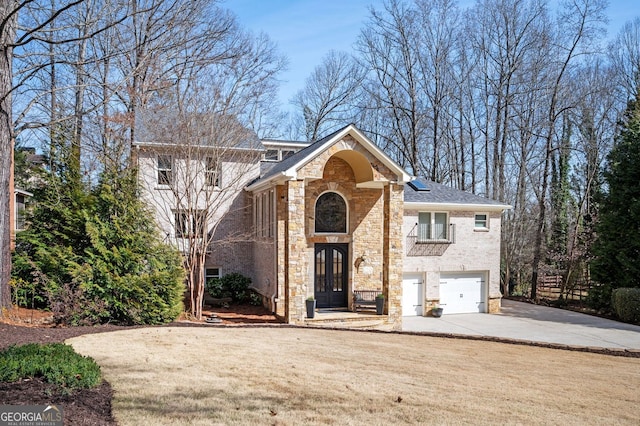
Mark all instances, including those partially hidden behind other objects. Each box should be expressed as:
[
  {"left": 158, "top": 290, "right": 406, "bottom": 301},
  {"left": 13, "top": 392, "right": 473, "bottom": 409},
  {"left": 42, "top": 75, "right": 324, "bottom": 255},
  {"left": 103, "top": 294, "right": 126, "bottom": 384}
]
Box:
[{"left": 314, "top": 244, "right": 348, "bottom": 308}]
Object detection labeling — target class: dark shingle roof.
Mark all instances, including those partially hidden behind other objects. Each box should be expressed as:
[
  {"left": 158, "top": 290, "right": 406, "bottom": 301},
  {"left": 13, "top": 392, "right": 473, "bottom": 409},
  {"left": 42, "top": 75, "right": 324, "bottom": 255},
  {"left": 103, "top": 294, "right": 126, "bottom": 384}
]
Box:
[
  {"left": 251, "top": 125, "right": 351, "bottom": 184},
  {"left": 134, "top": 110, "right": 264, "bottom": 151},
  {"left": 404, "top": 178, "right": 509, "bottom": 208}
]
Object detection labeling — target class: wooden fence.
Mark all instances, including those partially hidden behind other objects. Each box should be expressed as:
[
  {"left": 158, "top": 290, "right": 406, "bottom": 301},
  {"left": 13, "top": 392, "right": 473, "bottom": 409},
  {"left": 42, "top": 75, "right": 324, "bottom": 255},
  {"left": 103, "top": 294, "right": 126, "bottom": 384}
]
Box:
[{"left": 537, "top": 275, "right": 592, "bottom": 302}]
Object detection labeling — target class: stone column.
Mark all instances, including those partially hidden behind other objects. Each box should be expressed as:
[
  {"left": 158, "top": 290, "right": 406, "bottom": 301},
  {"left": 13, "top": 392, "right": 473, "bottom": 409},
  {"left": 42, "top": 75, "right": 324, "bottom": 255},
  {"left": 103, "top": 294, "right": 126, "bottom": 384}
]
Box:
[
  {"left": 384, "top": 183, "right": 404, "bottom": 330},
  {"left": 275, "top": 185, "right": 288, "bottom": 319},
  {"left": 286, "top": 180, "right": 308, "bottom": 324}
]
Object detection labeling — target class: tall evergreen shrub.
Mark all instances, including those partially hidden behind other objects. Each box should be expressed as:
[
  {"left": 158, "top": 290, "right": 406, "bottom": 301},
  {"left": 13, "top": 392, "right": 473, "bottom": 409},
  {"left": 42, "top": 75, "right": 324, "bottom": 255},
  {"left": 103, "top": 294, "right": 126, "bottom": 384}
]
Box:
[
  {"left": 590, "top": 91, "right": 640, "bottom": 308},
  {"left": 12, "top": 170, "right": 184, "bottom": 325}
]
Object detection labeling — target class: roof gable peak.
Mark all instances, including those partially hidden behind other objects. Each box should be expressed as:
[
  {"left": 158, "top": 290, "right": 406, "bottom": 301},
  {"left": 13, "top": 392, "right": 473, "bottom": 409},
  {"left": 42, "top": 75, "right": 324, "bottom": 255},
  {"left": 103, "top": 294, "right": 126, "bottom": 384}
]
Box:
[{"left": 247, "top": 125, "right": 411, "bottom": 191}]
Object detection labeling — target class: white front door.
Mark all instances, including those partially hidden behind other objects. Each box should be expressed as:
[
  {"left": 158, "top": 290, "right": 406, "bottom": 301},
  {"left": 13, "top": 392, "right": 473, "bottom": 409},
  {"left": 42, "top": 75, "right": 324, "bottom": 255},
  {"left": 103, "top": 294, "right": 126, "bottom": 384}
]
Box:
[
  {"left": 439, "top": 273, "right": 486, "bottom": 314},
  {"left": 402, "top": 275, "right": 423, "bottom": 316}
]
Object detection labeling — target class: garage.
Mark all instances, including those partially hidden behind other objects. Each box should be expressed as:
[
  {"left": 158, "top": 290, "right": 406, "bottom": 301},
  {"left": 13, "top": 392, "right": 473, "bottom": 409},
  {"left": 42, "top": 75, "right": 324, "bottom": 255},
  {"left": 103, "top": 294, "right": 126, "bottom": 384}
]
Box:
[
  {"left": 439, "top": 273, "right": 486, "bottom": 314},
  {"left": 402, "top": 275, "right": 423, "bottom": 316}
]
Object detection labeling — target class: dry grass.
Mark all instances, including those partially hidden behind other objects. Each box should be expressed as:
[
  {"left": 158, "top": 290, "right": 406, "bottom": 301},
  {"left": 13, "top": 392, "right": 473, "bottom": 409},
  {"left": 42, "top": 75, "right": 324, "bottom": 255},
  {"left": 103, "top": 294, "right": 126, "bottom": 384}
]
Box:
[{"left": 68, "top": 327, "right": 640, "bottom": 425}]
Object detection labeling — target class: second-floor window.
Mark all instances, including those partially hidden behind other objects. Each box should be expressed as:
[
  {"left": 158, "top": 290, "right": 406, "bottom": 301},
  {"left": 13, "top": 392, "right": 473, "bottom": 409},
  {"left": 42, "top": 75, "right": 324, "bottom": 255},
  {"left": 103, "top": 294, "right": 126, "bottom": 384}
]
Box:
[
  {"left": 418, "top": 212, "right": 448, "bottom": 242},
  {"left": 475, "top": 213, "right": 489, "bottom": 229},
  {"left": 206, "top": 157, "right": 220, "bottom": 187},
  {"left": 158, "top": 155, "right": 173, "bottom": 185},
  {"left": 264, "top": 150, "right": 279, "bottom": 161}
]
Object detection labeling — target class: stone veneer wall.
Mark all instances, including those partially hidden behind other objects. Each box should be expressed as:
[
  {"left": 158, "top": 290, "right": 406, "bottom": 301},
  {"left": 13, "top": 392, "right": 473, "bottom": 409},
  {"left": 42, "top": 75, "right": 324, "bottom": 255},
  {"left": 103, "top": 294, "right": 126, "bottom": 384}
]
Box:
[
  {"left": 277, "top": 135, "right": 405, "bottom": 327},
  {"left": 384, "top": 183, "right": 404, "bottom": 330},
  {"left": 306, "top": 157, "right": 385, "bottom": 293},
  {"left": 285, "top": 179, "right": 308, "bottom": 323}
]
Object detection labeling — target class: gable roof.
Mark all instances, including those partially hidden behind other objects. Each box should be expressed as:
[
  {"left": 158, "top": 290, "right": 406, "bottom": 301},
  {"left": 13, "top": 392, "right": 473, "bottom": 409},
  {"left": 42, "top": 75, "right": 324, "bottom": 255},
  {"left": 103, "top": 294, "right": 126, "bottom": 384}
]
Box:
[
  {"left": 404, "top": 178, "right": 511, "bottom": 211},
  {"left": 246, "top": 124, "right": 411, "bottom": 191}
]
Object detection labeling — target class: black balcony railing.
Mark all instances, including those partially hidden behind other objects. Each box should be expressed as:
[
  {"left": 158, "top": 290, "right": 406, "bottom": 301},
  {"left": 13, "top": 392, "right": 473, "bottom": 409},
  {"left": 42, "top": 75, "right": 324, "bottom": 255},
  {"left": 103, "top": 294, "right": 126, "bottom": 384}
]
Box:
[{"left": 406, "top": 223, "right": 455, "bottom": 257}]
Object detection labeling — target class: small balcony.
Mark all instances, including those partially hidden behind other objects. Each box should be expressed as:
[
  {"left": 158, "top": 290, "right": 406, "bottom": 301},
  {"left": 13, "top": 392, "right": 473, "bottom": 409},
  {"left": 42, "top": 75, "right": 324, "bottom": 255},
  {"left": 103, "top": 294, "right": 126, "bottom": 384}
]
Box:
[{"left": 406, "top": 223, "right": 455, "bottom": 256}]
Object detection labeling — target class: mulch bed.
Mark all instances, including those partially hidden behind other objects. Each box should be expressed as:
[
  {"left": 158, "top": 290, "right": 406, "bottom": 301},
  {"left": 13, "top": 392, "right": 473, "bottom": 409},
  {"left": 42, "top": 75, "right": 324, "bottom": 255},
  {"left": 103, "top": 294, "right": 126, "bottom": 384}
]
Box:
[
  {"left": 0, "top": 323, "right": 126, "bottom": 425},
  {"left": 0, "top": 304, "right": 280, "bottom": 425}
]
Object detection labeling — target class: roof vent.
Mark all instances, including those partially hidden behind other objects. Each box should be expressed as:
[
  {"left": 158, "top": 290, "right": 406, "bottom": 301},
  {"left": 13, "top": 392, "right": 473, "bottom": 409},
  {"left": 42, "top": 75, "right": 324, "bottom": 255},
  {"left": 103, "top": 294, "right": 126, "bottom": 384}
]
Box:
[{"left": 408, "top": 180, "right": 429, "bottom": 191}]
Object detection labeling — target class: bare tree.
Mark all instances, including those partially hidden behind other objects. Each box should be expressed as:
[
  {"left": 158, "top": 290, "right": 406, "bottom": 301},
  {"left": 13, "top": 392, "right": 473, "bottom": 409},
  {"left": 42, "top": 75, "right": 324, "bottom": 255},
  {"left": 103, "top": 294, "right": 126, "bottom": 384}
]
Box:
[
  {"left": 414, "top": 0, "right": 459, "bottom": 182},
  {"left": 468, "top": 0, "right": 548, "bottom": 201},
  {"left": 609, "top": 17, "right": 640, "bottom": 102},
  {"left": 133, "top": 20, "right": 285, "bottom": 319},
  {"left": 530, "top": 0, "right": 608, "bottom": 299},
  {"left": 0, "top": 1, "right": 18, "bottom": 311},
  {"left": 1, "top": 0, "right": 132, "bottom": 314},
  {"left": 101, "top": 0, "right": 240, "bottom": 170},
  {"left": 356, "top": 0, "right": 425, "bottom": 175},
  {"left": 291, "top": 50, "right": 364, "bottom": 141}
]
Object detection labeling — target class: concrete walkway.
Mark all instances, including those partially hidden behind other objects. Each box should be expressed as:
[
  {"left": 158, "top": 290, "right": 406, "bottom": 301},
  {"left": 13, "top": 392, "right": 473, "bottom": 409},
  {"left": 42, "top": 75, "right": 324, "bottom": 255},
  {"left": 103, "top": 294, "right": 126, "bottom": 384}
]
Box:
[{"left": 402, "top": 299, "right": 640, "bottom": 350}]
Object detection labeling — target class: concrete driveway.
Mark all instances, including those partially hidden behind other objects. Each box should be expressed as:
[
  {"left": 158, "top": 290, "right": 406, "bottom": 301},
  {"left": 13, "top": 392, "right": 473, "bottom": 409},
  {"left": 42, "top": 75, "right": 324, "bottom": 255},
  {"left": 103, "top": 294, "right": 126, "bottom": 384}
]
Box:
[{"left": 402, "top": 299, "right": 640, "bottom": 350}]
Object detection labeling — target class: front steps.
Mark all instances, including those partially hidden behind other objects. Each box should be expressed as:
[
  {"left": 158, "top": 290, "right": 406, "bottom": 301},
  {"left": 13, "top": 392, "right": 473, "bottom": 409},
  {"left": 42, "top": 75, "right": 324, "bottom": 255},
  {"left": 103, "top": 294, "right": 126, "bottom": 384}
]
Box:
[{"left": 304, "top": 309, "right": 392, "bottom": 330}]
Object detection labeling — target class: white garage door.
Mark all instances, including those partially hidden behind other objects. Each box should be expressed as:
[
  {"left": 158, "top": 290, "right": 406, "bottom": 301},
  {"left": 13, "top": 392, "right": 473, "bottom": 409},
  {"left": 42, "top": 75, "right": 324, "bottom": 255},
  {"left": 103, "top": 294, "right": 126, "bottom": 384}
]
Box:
[
  {"left": 439, "top": 273, "right": 486, "bottom": 314},
  {"left": 402, "top": 275, "right": 423, "bottom": 316}
]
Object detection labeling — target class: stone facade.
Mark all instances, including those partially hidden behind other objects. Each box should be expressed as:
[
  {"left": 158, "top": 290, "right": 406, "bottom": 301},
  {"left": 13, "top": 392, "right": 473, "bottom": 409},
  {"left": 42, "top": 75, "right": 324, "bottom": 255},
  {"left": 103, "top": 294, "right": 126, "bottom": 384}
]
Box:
[{"left": 255, "top": 133, "right": 408, "bottom": 328}]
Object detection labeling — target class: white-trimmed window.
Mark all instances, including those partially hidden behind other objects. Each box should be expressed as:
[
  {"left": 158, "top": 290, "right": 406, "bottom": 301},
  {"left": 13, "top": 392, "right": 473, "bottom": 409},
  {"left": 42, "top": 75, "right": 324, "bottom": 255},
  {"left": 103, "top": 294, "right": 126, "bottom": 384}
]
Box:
[
  {"left": 282, "top": 150, "right": 295, "bottom": 160},
  {"left": 175, "top": 210, "right": 206, "bottom": 238},
  {"left": 254, "top": 190, "right": 274, "bottom": 238},
  {"left": 157, "top": 155, "right": 173, "bottom": 185},
  {"left": 418, "top": 212, "right": 448, "bottom": 242},
  {"left": 205, "top": 268, "right": 221, "bottom": 282},
  {"left": 254, "top": 194, "right": 262, "bottom": 237},
  {"left": 474, "top": 213, "right": 489, "bottom": 230},
  {"left": 206, "top": 157, "right": 220, "bottom": 187}
]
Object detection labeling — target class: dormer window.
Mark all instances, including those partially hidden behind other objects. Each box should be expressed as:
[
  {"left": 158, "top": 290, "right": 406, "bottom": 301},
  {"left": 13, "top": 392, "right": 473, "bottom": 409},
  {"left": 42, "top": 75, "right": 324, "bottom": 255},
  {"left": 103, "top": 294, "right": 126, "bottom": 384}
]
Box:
[{"left": 264, "top": 150, "right": 279, "bottom": 161}]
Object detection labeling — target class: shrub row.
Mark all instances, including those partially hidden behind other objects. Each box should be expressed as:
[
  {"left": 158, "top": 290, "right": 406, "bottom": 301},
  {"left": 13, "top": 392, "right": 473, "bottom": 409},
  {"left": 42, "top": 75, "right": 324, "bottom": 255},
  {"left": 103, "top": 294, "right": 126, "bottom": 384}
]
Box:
[{"left": 0, "top": 343, "right": 101, "bottom": 389}]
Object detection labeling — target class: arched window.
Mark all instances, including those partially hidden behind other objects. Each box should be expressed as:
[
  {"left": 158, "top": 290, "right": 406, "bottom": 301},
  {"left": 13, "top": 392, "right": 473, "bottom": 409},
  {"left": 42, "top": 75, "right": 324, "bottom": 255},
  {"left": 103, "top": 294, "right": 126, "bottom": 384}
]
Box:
[{"left": 315, "top": 192, "right": 347, "bottom": 233}]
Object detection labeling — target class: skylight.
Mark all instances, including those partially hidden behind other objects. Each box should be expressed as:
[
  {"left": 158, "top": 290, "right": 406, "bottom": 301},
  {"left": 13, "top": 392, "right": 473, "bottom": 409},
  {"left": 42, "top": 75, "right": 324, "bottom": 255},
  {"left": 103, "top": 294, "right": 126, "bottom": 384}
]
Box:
[{"left": 408, "top": 180, "right": 429, "bottom": 191}]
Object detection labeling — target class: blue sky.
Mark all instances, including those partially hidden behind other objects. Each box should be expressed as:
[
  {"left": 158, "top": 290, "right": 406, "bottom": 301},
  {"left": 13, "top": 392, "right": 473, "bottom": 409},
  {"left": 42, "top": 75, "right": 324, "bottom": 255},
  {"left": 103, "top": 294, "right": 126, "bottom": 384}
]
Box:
[{"left": 226, "top": 0, "right": 640, "bottom": 111}]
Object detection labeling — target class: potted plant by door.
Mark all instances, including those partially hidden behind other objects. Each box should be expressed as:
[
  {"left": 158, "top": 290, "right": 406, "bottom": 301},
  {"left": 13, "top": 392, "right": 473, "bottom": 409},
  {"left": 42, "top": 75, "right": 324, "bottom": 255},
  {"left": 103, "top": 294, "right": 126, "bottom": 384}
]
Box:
[
  {"left": 375, "top": 293, "right": 385, "bottom": 315},
  {"left": 432, "top": 304, "right": 443, "bottom": 318},
  {"left": 306, "top": 296, "right": 316, "bottom": 319}
]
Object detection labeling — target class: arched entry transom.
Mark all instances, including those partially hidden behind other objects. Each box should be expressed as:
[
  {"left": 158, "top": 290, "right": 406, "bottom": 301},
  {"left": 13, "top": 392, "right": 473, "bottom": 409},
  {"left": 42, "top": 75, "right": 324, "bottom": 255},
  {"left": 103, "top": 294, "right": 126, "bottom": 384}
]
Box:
[{"left": 314, "top": 191, "right": 347, "bottom": 233}]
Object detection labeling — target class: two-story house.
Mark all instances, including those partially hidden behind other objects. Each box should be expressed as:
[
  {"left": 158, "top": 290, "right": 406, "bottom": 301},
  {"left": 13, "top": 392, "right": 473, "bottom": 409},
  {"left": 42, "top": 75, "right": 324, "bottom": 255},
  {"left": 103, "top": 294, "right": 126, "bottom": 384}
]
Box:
[{"left": 135, "top": 123, "right": 510, "bottom": 329}]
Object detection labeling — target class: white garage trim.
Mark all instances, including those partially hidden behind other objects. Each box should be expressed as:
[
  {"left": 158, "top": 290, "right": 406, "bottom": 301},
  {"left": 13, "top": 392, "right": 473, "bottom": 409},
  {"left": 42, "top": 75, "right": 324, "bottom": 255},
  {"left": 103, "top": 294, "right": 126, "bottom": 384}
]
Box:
[
  {"left": 439, "top": 272, "right": 487, "bottom": 314},
  {"left": 402, "top": 274, "right": 423, "bottom": 316}
]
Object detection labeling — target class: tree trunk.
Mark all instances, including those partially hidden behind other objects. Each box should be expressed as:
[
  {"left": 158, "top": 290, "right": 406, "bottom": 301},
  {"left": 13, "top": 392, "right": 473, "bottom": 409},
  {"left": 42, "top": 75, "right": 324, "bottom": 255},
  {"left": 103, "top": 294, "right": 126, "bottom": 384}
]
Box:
[
  {"left": 531, "top": 132, "right": 553, "bottom": 301},
  {"left": 71, "top": 32, "right": 88, "bottom": 178},
  {"left": 0, "top": 2, "right": 18, "bottom": 313}
]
